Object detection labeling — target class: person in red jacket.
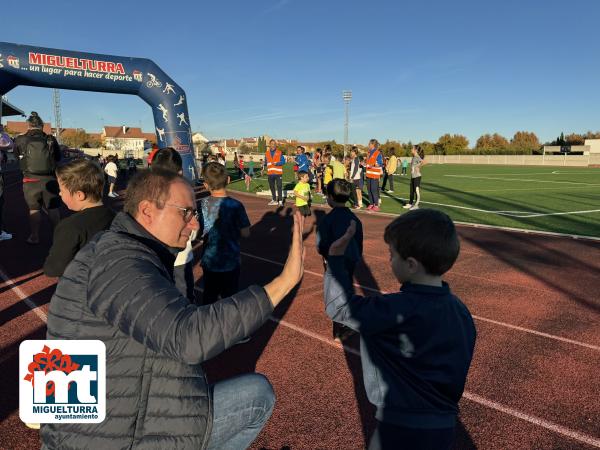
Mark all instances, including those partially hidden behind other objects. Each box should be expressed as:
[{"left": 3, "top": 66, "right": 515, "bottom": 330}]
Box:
[{"left": 264, "top": 139, "right": 286, "bottom": 206}]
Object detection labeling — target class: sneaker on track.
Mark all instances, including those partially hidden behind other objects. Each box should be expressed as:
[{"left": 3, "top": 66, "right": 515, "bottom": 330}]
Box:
[
  {"left": 0, "top": 231, "right": 12, "bottom": 241},
  {"left": 403, "top": 204, "right": 412, "bottom": 209},
  {"left": 268, "top": 200, "right": 278, "bottom": 206}
]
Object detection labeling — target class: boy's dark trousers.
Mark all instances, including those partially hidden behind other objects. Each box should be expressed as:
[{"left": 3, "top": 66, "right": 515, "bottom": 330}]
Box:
[
  {"left": 202, "top": 266, "right": 241, "bottom": 305},
  {"left": 268, "top": 174, "right": 283, "bottom": 202},
  {"left": 368, "top": 421, "right": 455, "bottom": 450}
]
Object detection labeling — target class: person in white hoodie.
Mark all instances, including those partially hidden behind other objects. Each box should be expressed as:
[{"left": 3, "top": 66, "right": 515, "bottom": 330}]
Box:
[{"left": 104, "top": 155, "right": 119, "bottom": 197}]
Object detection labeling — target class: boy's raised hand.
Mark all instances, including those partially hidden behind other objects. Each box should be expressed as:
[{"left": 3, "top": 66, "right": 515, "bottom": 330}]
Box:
[{"left": 329, "top": 221, "right": 356, "bottom": 256}]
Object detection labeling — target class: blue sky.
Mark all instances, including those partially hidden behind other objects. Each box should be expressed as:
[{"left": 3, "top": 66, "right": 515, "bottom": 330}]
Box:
[{"left": 2, "top": 0, "right": 599, "bottom": 145}]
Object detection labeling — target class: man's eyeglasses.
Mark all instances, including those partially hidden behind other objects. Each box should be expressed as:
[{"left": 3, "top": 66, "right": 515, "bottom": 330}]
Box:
[{"left": 165, "top": 203, "right": 199, "bottom": 223}]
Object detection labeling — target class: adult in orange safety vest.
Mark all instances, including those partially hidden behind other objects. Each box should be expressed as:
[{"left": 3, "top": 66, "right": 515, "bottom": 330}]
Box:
[
  {"left": 365, "top": 139, "right": 383, "bottom": 211},
  {"left": 264, "top": 139, "right": 286, "bottom": 205}
]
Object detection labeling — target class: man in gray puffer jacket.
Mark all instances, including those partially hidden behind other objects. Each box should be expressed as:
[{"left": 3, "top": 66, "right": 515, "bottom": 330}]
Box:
[{"left": 42, "top": 169, "right": 306, "bottom": 450}]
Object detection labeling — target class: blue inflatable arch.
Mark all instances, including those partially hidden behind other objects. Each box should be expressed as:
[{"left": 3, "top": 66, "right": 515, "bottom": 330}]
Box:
[{"left": 0, "top": 42, "right": 198, "bottom": 180}]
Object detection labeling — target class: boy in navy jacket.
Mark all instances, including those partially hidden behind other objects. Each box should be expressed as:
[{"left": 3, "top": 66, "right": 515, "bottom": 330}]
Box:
[{"left": 324, "top": 209, "right": 476, "bottom": 450}]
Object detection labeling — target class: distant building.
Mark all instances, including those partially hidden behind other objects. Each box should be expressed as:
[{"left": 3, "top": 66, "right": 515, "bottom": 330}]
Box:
[
  {"left": 102, "top": 126, "right": 151, "bottom": 157},
  {"left": 584, "top": 139, "right": 600, "bottom": 154},
  {"left": 5, "top": 120, "right": 53, "bottom": 136}
]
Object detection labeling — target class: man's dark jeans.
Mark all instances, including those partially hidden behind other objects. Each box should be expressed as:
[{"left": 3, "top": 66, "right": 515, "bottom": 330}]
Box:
[
  {"left": 268, "top": 174, "right": 283, "bottom": 202},
  {"left": 367, "top": 178, "right": 380, "bottom": 206}
]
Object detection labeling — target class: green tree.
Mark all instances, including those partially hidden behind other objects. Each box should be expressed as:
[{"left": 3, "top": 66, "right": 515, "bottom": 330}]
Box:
[
  {"left": 435, "top": 134, "right": 469, "bottom": 154},
  {"left": 475, "top": 133, "right": 509, "bottom": 153},
  {"left": 380, "top": 140, "right": 402, "bottom": 157},
  {"left": 565, "top": 133, "right": 584, "bottom": 145},
  {"left": 584, "top": 131, "right": 600, "bottom": 139},
  {"left": 511, "top": 131, "right": 540, "bottom": 153},
  {"left": 417, "top": 141, "right": 435, "bottom": 155},
  {"left": 257, "top": 136, "right": 267, "bottom": 153},
  {"left": 61, "top": 130, "right": 93, "bottom": 149}
]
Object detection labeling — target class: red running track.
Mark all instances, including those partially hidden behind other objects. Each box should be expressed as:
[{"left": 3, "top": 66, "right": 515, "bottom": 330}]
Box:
[{"left": 0, "top": 176, "right": 599, "bottom": 449}]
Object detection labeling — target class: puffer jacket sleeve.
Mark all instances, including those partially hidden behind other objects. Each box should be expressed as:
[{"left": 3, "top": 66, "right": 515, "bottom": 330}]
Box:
[{"left": 87, "top": 243, "right": 274, "bottom": 365}]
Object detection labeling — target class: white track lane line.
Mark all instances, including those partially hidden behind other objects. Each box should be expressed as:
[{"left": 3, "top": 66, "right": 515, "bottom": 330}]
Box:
[
  {"left": 270, "top": 312, "right": 600, "bottom": 448},
  {"left": 240, "top": 252, "right": 600, "bottom": 352},
  {"left": 0, "top": 266, "right": 47, "bottom": 322},
  {"left": 461, "top": 392, "right": 600, "bottom": 448},
  {"left": 5, "top": 261, "right": 598, "bottom": 446}
]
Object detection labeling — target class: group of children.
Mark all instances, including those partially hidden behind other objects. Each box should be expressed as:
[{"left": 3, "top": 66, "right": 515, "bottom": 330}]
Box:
[{"left": 37, "top": 148, "right": 475, "bottom": 450}]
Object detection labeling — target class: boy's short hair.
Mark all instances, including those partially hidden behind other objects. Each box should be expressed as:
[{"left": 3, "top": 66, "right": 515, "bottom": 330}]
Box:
[
  {"left": 384, "top": 209, "right": 460, "bottom": 276},
  {"left": 326, "top": 179, "right": 352, "bottom": 203},
  {"left": 297, "top": 170, "right": 308, "bottom": 178},
  {"left": 202, "top": 162, "right": 228, "bottom": 190},
  {"left": 151, "top": 147, "right": 183, "bottom": 174},
  {"left": 55, "top": 159, "right": 104, "bottom": 202},
  {"left": 124, "top": 168, "right": 183, "bottom": 217}
]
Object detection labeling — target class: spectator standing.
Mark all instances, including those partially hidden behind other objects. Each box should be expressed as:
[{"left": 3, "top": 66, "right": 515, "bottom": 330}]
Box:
[
  {"left": 264, "top": 139, "right": 285, "bottom": 206},
  {"left": 233, "top": 152, "right": 241, "bottom": 178},
  {"left": 401, "top": 156, "right": 409, "bottom": 176},
  {"left": 0, "top": 125, "right": 13, "bottom": 241},
  {"left": 382, "top": 153, "right": 398, "bottom": 193},
  {"left": 245, "top": 156, "right": 255, "bottom": 191},
  {"left": 331, "top": 154, "right": 346, "bottom": 180},
  {"left": 104, "top": 155, "right": 119, "bottom": 198},
  {"left": 313, "top": 148, "right": 323, "bottom": 194},
  {"left": 13, "top": 112, "right": 62, "bottom": 244},
  {"left": 365, "top": 139, "right": 383, "bottom": 211},
  {"left": 403, "top": 145, "right": 426, "bottom": 210},
  {"left": 200, "top": 162, "right": 251, "bottom": 305},
  {"left": 349, "top": 147, "right": 363, "bottom": 209},
  {"left": 295, "top": 146, "right": 310, "bottom": 175},
  {"left": 43, "top": 159, "right": 115, "bottom": 277}
]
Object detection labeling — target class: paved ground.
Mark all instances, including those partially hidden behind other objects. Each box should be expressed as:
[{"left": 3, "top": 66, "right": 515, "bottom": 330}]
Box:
[{"left": 1, "top": 174, "right": 599, "bottom": 449}]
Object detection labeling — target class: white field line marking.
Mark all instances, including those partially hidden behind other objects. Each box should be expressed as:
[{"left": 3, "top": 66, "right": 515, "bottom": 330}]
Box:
[
  {"left": 444, "top": 174, "right": 600, "bottom": 187},
  {"left": 442, "top": 171, "right": 600, "bottom": 176},
  {"left": 231, "top": 187, "right": 600, "bottom": 241},
  {"left": 461, "top": 392, "right": 600, "bottom": 448},
  {"left": 239, "top": 252, "right": 599, "bottom": 351},
  {"left": 270, "top": 313, "right": 600, "bottom": 448},
  {"left": 0, "top": 266, "right": 47, "bottom": 322},
  {"left": 438, "top": 185, "right": 600, "bottom": 194},
  {"left": 390, "top": 196, "right": 600, "bottom": 218}
]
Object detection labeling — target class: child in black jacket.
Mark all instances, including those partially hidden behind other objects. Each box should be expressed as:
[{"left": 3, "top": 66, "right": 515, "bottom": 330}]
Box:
[{"left": 323, "top": 209, "right": 476, "bottom": 450}]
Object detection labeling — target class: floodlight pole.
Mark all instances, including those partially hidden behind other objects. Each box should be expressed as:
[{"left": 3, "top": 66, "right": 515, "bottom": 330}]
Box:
[{"left": 343, "top": 90, "right": 352, "bottom": 159}]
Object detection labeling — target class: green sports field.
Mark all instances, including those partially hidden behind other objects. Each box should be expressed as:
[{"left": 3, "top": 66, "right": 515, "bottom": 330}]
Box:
[{"left": 226, "top": 164, "right": 600, "bottom": 238}]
